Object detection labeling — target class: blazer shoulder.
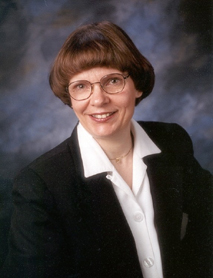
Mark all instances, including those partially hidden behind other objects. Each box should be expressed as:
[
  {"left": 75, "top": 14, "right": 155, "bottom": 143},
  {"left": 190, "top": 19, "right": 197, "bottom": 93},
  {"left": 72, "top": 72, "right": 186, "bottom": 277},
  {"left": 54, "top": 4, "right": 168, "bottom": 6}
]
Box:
[
  {"left": 15, "top": 126, "right": 81, "bottom": 188},
  {"left": 29, "top": 125, "right": 79, "bottom": 170},
  {"left": 138, "top": 121, "right": 194, "bottom": 154},
  {"left": 28, "top": 137, "right": 73, "bottom": 171}
]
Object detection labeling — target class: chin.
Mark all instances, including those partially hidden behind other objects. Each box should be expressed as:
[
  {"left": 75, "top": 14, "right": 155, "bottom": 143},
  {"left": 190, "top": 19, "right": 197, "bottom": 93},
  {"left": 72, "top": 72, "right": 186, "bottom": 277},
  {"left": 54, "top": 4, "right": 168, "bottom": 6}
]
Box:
[{"left": 91, "top": 129, "right": 116, "bottom": 139}]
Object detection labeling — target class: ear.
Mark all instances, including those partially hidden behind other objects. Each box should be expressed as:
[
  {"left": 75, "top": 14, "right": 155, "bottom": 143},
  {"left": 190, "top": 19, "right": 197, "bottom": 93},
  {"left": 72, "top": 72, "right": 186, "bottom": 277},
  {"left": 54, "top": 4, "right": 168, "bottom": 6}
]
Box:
[{"left": 136, "top": 90, "right": 143, "bottom": 98}]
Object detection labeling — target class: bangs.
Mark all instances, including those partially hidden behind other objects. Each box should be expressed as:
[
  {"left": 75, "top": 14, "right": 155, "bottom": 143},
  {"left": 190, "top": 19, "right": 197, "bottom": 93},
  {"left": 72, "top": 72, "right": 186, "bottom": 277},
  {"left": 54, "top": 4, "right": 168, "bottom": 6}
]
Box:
[{"left": 63, "top": 40, "right": 130, "bottom": 77}]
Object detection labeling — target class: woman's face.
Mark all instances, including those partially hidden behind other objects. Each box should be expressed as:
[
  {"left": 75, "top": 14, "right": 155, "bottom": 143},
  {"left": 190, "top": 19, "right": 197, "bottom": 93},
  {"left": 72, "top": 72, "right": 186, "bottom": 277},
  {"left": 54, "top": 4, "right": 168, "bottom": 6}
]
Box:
[{"left": 70, "top": 67, "right": 142, "bottom": 140}]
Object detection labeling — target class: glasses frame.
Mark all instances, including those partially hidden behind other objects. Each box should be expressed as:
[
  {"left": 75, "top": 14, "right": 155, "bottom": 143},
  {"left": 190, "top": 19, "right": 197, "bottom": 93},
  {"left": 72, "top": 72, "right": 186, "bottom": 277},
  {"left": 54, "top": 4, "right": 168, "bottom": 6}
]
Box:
[{"left": 66, "top": 73, "right": 130, "bottom": 101}]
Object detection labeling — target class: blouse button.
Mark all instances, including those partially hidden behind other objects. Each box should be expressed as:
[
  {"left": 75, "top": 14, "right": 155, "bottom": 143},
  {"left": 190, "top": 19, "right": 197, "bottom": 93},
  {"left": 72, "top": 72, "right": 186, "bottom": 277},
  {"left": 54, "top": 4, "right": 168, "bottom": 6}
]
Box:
[
  {"left": 143, "top": 258, "right": 154, "bottom": 268},
  {"left": 106, "top": 175, "right": 112, "bottom": 180},
  {"left": 134, "top": 212, "right": 144, "bottom": 222}
]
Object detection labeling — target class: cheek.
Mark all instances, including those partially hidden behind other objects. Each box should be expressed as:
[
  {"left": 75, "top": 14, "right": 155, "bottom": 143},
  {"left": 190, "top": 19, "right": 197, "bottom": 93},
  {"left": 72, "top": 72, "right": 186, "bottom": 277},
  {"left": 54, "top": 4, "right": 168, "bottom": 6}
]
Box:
[
  {"left": 72, "top": 102, "right": 87, "bottom": 114},
  {"left": 118, "top": 95, "right": 136, "bottom": 112},
  {"left": 124, "top": 92, "right": 138, "bottom": 106}
]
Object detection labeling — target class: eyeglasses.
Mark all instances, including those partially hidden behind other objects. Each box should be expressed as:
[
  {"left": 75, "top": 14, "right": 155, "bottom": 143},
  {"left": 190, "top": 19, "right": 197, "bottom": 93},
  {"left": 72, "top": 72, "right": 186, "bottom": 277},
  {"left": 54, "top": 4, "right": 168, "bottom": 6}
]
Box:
[{"left": 67, "top": 73, "right": 130, "bottom": 101}]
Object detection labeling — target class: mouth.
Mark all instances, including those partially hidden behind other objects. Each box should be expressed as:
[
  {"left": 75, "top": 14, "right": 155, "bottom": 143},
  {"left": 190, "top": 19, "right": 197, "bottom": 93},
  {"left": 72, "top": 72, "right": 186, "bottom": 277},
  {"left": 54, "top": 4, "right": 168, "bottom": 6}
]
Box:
[{"left": 91, "top": 112, "right": 116, "bottom": 119}]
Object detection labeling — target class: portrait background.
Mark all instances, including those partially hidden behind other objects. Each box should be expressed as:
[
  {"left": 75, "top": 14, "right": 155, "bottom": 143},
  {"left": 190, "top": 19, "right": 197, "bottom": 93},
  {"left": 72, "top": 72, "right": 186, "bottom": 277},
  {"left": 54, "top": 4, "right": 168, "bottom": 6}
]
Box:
[{"left": 0, "top": 0, "right": 212, "bottom": 266}]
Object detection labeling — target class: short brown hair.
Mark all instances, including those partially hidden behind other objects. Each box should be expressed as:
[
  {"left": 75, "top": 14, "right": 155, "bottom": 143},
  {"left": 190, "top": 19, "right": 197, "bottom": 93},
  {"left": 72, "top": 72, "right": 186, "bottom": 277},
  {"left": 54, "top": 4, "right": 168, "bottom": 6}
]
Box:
[{"left": 49, "top": 21, "right": 155, "bottom": 107}]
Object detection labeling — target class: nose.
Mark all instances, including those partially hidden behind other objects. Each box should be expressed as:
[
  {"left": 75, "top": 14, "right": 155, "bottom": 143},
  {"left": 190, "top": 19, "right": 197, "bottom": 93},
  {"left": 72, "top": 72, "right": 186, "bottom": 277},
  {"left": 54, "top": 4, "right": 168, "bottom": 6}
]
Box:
[{"left": 90, "top": 82, "right": 109, "bottom": 106}]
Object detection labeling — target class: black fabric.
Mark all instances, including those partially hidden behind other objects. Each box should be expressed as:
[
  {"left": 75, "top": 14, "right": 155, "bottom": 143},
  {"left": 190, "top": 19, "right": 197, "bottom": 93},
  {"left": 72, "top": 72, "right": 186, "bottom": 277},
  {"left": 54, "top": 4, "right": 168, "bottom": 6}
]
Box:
[{"left": 1, "top": 121, "right": 212, "bottom": 278}]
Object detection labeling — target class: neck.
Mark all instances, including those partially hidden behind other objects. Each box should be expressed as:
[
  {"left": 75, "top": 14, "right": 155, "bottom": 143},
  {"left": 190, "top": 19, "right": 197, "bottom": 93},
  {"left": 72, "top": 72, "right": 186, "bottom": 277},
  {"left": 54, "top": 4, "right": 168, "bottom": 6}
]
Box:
[{"left": 94, "top": 128, "right": 133, "bottom": 161}]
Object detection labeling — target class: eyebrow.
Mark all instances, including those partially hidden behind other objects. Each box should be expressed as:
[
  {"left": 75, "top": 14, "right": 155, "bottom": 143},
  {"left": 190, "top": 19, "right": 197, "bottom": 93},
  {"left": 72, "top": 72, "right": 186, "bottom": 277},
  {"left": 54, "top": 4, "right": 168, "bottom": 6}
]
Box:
[{"left": 68, "top": 72, "right": 124, "bottom": 85}]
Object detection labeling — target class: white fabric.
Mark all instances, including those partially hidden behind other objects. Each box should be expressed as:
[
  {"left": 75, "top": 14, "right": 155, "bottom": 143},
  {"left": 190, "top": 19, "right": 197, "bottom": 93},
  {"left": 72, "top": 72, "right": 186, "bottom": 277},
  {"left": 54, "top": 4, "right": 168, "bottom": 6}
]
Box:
[{"left": 77, "top": 119, "right": 163, "bottom": 278}]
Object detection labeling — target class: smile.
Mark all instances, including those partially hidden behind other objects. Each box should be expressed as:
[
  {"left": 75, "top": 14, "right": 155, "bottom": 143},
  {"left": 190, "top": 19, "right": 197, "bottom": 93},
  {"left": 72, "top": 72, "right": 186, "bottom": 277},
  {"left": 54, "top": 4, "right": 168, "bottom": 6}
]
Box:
[{"left": 91, "top": 112, "right": 115, "bottom": 119}]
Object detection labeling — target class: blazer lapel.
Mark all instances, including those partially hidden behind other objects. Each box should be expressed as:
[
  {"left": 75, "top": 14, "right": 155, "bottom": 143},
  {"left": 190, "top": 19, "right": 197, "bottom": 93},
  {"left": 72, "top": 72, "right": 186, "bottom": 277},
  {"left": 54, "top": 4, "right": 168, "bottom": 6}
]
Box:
[{"left": 67, "top": 126, "right": 143, "bottom": 277}]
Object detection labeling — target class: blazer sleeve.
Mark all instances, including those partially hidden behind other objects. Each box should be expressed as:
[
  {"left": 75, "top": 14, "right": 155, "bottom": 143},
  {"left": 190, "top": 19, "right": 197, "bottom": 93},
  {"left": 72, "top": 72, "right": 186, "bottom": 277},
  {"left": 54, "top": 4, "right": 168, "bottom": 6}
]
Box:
[
  {"left": 1, "top": 167, "right": 68, "bottom": 278},
  {"left": 181, "top": 151, "right": 213, "bottom": 277},
  {"left": 164, "top": 123, "right": 213, "bottom": 276}
]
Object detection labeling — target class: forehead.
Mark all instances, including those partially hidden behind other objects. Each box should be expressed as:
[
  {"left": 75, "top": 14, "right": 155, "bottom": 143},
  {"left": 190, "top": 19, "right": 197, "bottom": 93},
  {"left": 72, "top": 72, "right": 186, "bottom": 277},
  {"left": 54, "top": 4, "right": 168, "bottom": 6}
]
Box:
[{"left": 69, "top": 67, "right": 123, "bottom": 83}]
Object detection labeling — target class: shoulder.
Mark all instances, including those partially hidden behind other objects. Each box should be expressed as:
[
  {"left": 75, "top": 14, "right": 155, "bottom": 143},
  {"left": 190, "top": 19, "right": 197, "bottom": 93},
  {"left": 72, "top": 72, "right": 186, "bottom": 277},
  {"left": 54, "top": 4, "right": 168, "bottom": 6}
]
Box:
[
  {"left": 138, "top": 121, "right": 194, "bottom": 154},
  {"left": 32, "top": 125, "right": 80, "bottom": 170},
  {"left": 27, "top": 137, "right": 74, "bottom": 176},
  {"left": 14, "top": 126, "right": 81, "bottom": 192}
]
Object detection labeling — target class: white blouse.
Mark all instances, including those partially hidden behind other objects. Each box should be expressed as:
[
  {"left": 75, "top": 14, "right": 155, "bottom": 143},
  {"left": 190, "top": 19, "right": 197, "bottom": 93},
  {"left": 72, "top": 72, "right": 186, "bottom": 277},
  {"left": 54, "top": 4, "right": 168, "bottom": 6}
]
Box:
[{"left": 77, "top": 119, "right": 163, "bottom": 278}]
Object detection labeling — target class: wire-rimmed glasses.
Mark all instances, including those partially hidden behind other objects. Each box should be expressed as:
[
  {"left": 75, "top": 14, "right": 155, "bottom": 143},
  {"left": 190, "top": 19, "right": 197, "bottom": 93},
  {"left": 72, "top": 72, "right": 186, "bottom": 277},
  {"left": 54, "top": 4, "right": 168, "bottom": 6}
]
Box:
[{"left": 67, "top": 73, "right": 130, "bottom": 101}]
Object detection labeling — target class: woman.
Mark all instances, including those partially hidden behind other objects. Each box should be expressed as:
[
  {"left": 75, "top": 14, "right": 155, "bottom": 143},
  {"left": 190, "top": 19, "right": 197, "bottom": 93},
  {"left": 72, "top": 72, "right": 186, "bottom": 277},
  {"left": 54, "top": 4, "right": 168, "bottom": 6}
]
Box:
[{"left": 1, "top": 21, "right": 212, "bottom": 278}]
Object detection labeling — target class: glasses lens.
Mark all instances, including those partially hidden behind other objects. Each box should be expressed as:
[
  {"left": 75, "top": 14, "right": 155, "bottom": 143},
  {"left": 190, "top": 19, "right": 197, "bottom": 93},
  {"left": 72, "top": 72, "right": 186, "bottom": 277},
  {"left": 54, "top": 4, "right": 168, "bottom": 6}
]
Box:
[
  {"left": 101, "top": 74, "right": 124, "bottom": 94},
  {"left": 68, "top": 80, "right": 91, "bottom": 100}
]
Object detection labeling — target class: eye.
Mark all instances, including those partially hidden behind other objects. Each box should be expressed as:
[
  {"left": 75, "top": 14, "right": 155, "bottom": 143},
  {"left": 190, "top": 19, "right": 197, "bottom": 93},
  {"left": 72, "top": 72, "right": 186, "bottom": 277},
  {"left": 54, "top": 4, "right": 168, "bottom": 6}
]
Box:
[
  {"left": 104, "top": 76, "right": 122, "bottom": 87},
  {"left": 75, "top": 83, "right": 86, "bottom": 90},
  {"left": 70, "top": 81, "right": 89, "bottom": 92},
  {"left": 110, "top": 78, "right": 119, "bottom": 84}
]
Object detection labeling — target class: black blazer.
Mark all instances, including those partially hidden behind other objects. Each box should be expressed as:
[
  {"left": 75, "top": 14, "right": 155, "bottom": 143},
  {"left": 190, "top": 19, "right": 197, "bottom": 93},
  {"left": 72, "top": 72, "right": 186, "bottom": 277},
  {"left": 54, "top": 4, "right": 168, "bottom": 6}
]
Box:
[{"left": 1, "top": 122, "right": 212, "bottom": 278}]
